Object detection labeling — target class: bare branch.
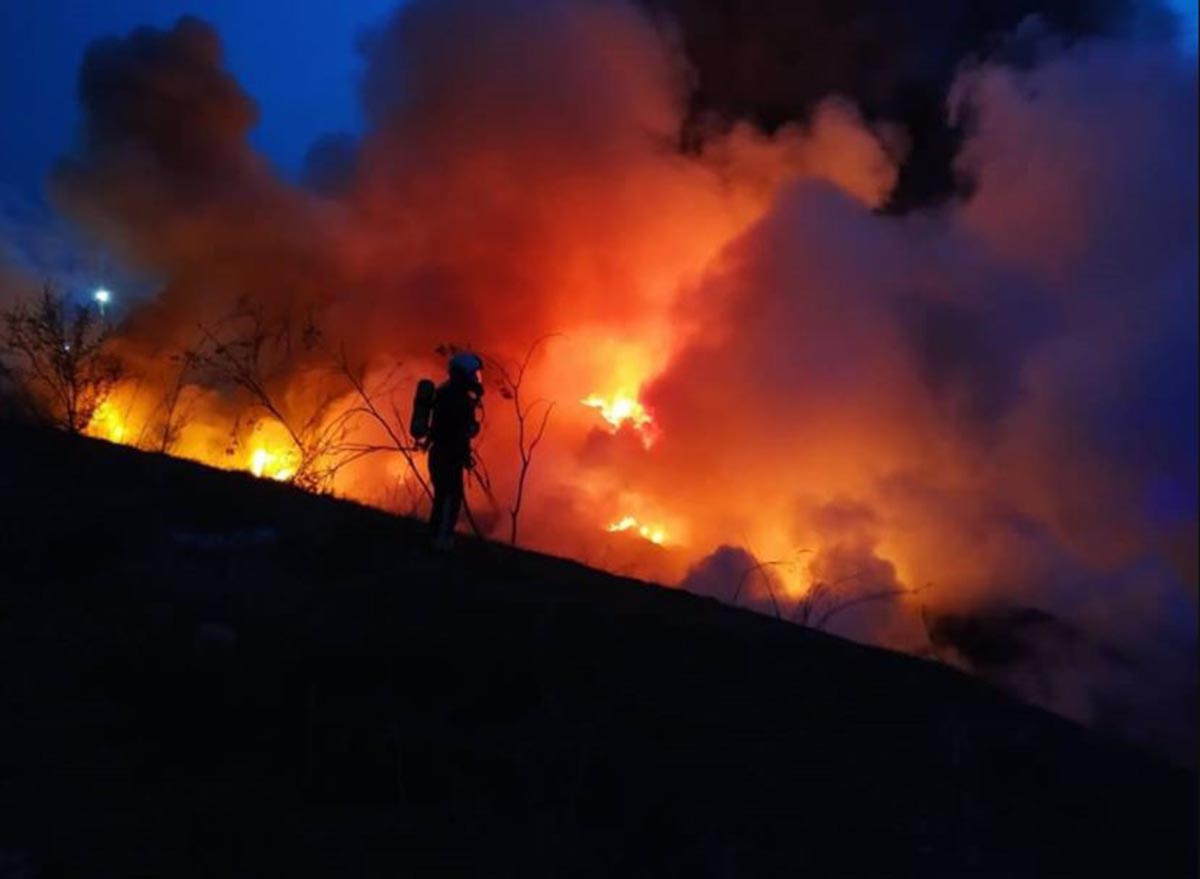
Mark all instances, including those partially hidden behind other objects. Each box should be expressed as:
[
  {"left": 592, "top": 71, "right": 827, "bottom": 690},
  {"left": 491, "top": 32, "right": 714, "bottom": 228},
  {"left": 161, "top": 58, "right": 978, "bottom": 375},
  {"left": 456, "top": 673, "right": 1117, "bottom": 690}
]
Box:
[
  {"left": 484, "top": 335, "right": 559, "bottom": 546},
  {"left": 190, "top": 308, "right": 354, "bottom": 492},
  {"left": 813, "top": 587, "right": 917, "bottom": 630},
  {"left": 324, "top": 341, "right": 433, "bottom": 502},
  {"left": 732, "top": 559, "right": 791, "bottom": 619}
]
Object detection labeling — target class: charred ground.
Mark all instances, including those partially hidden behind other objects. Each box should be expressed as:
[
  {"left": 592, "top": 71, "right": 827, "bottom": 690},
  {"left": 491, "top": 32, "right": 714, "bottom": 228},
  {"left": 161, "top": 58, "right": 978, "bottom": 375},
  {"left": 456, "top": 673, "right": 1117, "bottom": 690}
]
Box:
[{"left": 0, "top": 423, "right": 1194, "bottom": 877}]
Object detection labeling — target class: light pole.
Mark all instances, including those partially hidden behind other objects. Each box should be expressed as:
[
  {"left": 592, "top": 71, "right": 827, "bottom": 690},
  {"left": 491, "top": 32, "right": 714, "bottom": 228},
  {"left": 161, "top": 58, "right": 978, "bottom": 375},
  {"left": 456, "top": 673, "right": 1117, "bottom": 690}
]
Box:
[{"left": 94, "top": 288, "right": 111, "bottom": 320}]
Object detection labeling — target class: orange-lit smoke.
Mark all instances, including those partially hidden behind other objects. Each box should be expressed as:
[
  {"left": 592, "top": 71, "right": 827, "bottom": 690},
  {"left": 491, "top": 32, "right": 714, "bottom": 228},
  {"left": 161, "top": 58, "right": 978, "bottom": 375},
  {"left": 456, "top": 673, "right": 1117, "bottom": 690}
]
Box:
[{"left": 37, "top": 3, "right": 1197, "bottom": 757}]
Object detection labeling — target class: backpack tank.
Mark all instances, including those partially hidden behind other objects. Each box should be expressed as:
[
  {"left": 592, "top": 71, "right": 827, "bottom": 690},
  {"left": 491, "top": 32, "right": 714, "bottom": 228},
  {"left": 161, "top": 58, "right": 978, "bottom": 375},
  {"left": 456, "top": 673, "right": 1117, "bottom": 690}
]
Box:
[{"left": 410, "top": 378, "right": 437, "bottom": 441}]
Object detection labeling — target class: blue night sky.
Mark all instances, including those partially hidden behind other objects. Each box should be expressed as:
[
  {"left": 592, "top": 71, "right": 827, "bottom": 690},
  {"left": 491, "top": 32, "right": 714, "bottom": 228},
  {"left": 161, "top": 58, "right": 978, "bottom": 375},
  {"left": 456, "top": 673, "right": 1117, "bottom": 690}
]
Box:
[{"left": 0, "top": 0, "right": 399, "bottom": 201}]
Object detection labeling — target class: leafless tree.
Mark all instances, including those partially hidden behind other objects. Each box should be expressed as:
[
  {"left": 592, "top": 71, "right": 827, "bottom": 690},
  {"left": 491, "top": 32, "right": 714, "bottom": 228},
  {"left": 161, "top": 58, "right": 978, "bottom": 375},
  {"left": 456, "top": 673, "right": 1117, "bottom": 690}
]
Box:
[
  {"left": 118, "top": 344, "right": 201, "bottom": 454},
  {"left": 731, "top": 559, "right": 791, "bottom": 621},
  {"left": 0, "top": 284, "right": 122, "bottom": 432},
  {"left": 731, "top": 550, "right": 916, "bottom": 630},
  {"left": 486, "top": 335, "right": 557, "bottom": 546},
  {"left": 151, "top": 347, "right": 202, "bottom": 454},
  {"left": 324, "top": 342, "right": 433, "bottom": 502},
  {"left": 191, "top": 307, "right": 354, "bottom": 492},
  {"left": 790, "top": 572, "right": 916, "bottom": 630}
]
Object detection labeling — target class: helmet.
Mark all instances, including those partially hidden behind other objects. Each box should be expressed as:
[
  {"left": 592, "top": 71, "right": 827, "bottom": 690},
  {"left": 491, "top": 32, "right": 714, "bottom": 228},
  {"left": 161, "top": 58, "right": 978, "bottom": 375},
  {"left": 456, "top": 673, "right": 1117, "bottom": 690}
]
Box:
[{"left": 449, "top": 351, "right": 483, "bottom": 378}]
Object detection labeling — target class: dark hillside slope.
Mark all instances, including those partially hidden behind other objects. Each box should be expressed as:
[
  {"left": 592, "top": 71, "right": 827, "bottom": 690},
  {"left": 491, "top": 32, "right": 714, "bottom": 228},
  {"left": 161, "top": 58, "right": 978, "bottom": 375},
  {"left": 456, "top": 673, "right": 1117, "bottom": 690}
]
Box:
[{"left": 0, "top": 424, "right": 1195, "bottom": 877}]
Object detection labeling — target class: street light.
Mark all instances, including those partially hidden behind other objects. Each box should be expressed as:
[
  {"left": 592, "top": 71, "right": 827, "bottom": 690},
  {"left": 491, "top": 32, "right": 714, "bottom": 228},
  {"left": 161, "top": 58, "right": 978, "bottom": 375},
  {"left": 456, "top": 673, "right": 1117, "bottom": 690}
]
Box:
[{"left": 94, "top": 288, "right": 111, "bottom": 319}]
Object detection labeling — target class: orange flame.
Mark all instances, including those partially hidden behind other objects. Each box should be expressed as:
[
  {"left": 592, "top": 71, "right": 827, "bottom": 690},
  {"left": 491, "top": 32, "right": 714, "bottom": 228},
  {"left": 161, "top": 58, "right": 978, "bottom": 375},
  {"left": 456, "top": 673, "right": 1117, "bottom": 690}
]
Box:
[
  {"left": 607, "top": 515, "right": 667, "bottom": 545},
  {"left": 248, "top": 446, "right": 295, "bottom": 482},
  {"left": 85, "top": 400, "right": 127, "bottom": 444},
  {"left": 581, "top": 392, "right": 658, "bottom": 447}
]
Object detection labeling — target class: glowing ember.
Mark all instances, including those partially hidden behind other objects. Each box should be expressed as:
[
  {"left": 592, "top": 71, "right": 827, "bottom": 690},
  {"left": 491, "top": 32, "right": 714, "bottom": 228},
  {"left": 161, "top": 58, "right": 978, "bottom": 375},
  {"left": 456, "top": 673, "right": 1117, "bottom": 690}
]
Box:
[
  {"left": 607, "top": 515, "right": 667, "bottom": 545},
  {"left": 249, "top": 447, "right": 295, "bottom": 482},
  {"left": 582, "top": 393, "right": 657, "bottom": 447},
  {"left": 85, "top": 400, "right": 127, "bottom": 444}
]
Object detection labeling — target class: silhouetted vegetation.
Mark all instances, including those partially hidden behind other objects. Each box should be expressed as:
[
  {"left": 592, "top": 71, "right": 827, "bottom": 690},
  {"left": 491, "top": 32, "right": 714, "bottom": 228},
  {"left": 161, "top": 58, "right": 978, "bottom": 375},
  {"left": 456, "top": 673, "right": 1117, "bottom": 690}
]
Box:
[
  {"left": 732, "top": 551, "right": 917, "bottom": 631},
  {"left": 487, "top": 336, "right": 557, "bottom": 546},
  {"left": 0, "top": 284, "right": 121, "bottom": 432},
  {"left": 190, "top": 307, "right": 356, "bottom": 492}
]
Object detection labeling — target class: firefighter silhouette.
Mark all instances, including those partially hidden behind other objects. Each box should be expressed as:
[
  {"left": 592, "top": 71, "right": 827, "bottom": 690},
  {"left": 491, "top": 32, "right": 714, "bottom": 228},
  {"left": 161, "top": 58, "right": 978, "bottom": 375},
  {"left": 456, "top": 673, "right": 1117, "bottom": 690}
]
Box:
[{"left": 417, "top": 352, "right": 483, "bottom": 550}]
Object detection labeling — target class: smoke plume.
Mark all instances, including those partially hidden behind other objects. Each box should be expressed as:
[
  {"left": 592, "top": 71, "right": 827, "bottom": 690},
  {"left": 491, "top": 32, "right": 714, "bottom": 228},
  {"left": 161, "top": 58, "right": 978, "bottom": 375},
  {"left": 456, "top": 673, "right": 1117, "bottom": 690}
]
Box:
[{"left": 26, "top": 0, "right": 1199, "bottom": 759}]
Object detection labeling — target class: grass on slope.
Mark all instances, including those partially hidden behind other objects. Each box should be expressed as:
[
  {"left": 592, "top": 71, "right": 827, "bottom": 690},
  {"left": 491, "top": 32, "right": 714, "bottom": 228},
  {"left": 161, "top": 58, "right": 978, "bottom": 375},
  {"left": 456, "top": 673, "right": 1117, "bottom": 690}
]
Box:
[{"left": 0, "top": 424, "right": 1195, "bottom": 877}]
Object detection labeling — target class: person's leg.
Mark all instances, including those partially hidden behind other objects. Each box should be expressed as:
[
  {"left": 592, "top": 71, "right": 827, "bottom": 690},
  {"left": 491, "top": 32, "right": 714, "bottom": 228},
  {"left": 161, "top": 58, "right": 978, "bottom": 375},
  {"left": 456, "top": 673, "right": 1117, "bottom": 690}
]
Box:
[
  {"left": 428, "top": 490, "right": 445, "bottom": 539},
  {"left": 428, "top": 447, "right": 450, "bottom": 542},
  {"left": 428, "top": 448, "right": 464, "bottom": 549},
  {"left": 442, "top": 462, "right": 465, "bottom": 540}
]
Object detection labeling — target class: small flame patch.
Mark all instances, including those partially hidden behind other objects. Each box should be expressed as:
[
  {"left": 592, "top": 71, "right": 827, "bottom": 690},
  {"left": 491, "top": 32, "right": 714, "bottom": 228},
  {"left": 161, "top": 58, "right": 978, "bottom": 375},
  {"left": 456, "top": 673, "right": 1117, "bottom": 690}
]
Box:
[
  {"left": 249, "top": 447, "right": 295, "bottom": 482},
  {"left": 607, "top": 515, "right": 667, "bottom": 545},
  {"left": 85, "top": 400, "right": 127, "bottom": 444}
]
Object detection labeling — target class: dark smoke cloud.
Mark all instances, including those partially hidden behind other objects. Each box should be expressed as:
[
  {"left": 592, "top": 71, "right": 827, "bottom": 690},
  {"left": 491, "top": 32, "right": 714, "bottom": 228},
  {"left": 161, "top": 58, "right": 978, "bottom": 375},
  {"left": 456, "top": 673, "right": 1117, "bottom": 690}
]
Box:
[
  {"left": 636, "top": 0, "right": 1181, "bottom": 207},
  {"left": 52, "top": 16, "right": 342, "bottom": 353}
]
